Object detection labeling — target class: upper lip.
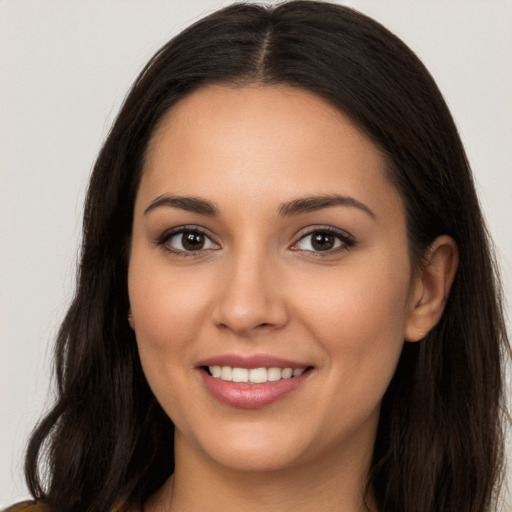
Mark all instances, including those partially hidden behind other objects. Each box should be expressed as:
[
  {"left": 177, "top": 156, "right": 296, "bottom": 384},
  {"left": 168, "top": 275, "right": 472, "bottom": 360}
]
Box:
[{"left": 197, "top": 354, "right": 311, "bottom": 370}]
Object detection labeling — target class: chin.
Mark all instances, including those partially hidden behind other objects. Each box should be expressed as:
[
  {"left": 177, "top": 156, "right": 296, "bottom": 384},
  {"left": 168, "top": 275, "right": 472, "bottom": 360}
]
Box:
[
  {"left": 207, "top": 443, "right": 307, "bottom": 473},
  {"left": 189, "top": 424, "right": 315, "bottom": 473}
]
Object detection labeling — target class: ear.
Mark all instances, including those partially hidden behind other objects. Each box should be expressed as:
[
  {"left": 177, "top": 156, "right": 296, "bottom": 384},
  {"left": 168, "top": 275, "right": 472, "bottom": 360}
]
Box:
[
  {"left": 405, "top": 235, "right": 459, "bottom": 342},
  {"left": 128, "top": 308, "right": 135, "bottom": 330}
]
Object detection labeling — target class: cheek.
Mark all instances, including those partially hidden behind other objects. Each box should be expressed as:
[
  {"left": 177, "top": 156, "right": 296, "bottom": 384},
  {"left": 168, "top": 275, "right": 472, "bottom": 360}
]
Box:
[
  {"left": 127, "top": 252, "right": 213, "bottom": 369},
  {"left": 294, "top": 255, "right": 411, "bottom": 398},
  {"left": 128, "top": 262, "right": 212, "bottom": 424},
  {"left": 297, "top": 258, "right": 409, "bottom": 338}
]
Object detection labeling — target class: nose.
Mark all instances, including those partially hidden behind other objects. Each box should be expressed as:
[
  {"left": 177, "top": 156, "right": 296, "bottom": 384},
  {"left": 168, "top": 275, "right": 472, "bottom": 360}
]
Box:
[{"left": 211, "top": 249, "right": 288, "bottom": 336}]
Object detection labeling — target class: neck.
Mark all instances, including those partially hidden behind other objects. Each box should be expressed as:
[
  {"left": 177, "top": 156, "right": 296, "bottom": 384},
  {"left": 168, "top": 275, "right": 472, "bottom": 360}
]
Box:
[{"left": 145, "top": 431, "right": 377, "bottom": 512}]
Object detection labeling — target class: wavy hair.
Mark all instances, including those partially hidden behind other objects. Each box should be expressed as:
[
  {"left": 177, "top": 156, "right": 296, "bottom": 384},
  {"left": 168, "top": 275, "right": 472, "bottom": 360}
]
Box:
[{"left": 24, "top": 2, "right": 509, "bottom": 511}]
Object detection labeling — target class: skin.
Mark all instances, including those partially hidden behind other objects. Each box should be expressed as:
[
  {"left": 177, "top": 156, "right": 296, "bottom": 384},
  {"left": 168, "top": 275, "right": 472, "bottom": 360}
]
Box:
[{"left": 128, "top": 84, "right": 458, "bottom": 511}]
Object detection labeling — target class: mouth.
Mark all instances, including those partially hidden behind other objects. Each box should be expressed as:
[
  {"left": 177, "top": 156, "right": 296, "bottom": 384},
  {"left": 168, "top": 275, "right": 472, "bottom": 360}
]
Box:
[
  {"left": 196, "top": 356, "right": 314, "bottom": 409},
  {"left": 203, "top": 365, "right": 310, "bottom": 383}
]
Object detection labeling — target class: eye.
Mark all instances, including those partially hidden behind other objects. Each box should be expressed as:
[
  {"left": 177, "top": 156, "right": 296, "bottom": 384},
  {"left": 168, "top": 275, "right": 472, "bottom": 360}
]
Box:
[
  {"left": 293, "top": 228, "right": 354, "bottom": 253},
  {"left": 159, "top": 228, "right": 219, "bottom": 254}
]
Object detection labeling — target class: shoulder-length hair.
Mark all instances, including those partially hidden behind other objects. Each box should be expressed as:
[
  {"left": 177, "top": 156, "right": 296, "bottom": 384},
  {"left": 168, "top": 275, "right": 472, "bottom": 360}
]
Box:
[{"left": 25, "top": 2, "right": 509, "bottom": 511}]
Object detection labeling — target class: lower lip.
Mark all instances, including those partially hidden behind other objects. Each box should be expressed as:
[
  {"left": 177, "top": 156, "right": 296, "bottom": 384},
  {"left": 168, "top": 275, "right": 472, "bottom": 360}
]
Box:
[{"left": 199, "top": 369, "right": 310, "bottom": 409}]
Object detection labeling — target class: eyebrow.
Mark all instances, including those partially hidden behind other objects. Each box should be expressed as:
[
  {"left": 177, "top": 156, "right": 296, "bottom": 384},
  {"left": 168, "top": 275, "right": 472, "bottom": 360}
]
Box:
[
  {"left": 278, "top": 194, "right": 376, "bottom": 219},
  {"left": 143, "top": 193, "right": 376, "bottom": 219},
  {"left": 144, "top": 195, "right": 219, "bottom": 216}
]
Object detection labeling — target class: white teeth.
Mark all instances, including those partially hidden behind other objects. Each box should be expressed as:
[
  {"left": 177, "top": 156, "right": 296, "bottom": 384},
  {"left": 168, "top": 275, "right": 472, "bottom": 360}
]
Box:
[
  {"left": 282, "top": 367, "right": 293, "bottom": 379},
  {"left": 220, "top": 366, "right": 233, "bottom": 381},
  {"left": 249, "top": 367, "right": 267, "bottom": 383},
  {"left": 232, "top": 367, "right": 249, "bottom": 382},
  {"left": 208, "top": 365, "right": 307, "bottom": 383},
  {"left": 267, "top": 367, "right": 282, "bottom": 381}
]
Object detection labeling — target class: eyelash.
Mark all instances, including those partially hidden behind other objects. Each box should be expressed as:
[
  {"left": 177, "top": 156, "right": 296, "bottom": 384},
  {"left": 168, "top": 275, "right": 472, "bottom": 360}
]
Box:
[
  {"left": 155, "top": 225, "right": 356, "bottom": 257},
  {"left": 291, "top": 226, "right": 356, "bottom": 256},
  {"left": 156, "top": 225, "right": 219, "bottom": 257}
]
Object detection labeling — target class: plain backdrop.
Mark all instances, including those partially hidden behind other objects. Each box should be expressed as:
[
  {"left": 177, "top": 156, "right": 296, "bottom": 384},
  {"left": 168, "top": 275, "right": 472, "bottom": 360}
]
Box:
[{"left": 1, "top": 0, "right": 511, "bottom": 507}]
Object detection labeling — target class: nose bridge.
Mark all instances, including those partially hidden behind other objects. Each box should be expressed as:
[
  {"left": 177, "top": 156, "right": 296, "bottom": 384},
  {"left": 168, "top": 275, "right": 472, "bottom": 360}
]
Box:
[{"left": 212, "top": 241, "right": 287, "bottom": 334}]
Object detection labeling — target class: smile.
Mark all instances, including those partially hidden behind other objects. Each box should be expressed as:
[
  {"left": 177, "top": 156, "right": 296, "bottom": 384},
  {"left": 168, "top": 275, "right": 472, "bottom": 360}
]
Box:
[
  {"left": 197, "top": 359, "right": 312, "bottom": 408},
  {"left": 197, "top": 355, "right": 313, "bottom": 408},
  {"left": 208, "top": 365, "right": 306, "bottom": 383}
]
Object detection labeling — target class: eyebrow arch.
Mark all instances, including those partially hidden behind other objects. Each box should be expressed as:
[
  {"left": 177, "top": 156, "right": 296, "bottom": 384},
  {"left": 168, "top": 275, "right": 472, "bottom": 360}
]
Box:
[
  {"left": 278, "top": 194, "right": 376, "bottom": 219},
  {"left": 144, "top": 195, "right": 219, "bottom": 216}
]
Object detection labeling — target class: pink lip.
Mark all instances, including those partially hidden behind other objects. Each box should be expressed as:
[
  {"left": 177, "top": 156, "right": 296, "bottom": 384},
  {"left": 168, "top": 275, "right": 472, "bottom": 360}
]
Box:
[
  {"left": 196, "top": 354, "right": 313, "bottom": 409},
  {"left": 199, "top": 370, "right": 311, "bottom": 409}
]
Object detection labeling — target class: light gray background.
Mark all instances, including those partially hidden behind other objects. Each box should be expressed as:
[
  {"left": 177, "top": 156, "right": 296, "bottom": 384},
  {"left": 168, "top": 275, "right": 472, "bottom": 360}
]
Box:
[{"left": 1, "top": 0, "right": 511, "bottom": 507}]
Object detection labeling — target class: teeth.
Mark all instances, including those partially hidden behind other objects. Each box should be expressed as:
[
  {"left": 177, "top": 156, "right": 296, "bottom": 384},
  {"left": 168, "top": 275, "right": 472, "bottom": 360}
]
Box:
[
  {"left": 220, "top": 366, "right": 232, "bottom": 381},
  {"left": 249, "top": 367, "right": 267, "bottom": 383},
  {"left": 282, "top": 368, "right": 293, "bottom": 379},
  {"left": 267, "top": 367, "right": 281, "bottom": 381},
  {"left": 208, "top": 366, "right": 307, "bottom": 383},
  {"left": 232, "top": 368, "right": 249, "bottom": 382}
]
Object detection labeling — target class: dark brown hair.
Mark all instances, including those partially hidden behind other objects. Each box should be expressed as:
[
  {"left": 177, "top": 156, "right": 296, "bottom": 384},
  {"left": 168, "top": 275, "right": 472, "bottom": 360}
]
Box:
[{"left": 24, "top": 2, "right": 509, "bottom": 511}]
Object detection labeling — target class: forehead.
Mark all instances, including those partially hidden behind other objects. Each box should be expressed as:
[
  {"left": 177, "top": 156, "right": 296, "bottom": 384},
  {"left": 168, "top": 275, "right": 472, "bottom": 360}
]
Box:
[
  {"left": 139, "top": 84, "right": 402, "bottom": 218},
  {"left": 147, "top": 83, "right": 370, "bottom": 165}
]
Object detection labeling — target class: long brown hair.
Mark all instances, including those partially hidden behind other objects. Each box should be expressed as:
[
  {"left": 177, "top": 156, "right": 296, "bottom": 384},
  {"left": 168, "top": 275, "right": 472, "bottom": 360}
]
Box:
[{"left": 25, "top": 2, "right": 510, "bottom": 511}]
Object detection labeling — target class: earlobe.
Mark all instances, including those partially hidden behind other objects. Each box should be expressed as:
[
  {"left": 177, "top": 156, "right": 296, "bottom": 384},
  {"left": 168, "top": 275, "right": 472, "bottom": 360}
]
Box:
[
  {"left": 128, "top": 310, "right": 135, "bottom": 330},
  {"left": 405, "top": 235, "right": 459, "bottom": 342}
]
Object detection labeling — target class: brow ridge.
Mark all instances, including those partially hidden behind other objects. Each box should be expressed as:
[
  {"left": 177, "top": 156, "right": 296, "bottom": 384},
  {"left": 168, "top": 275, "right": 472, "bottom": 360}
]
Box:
[
  {"left": 144, "top": 193, "right": 375, "bottom": 219},
  {"left": 278, "top": 194, "right": 376, "bottom": 219},
  {"left": 144, "top": 195, "right": 219, "bottom": 216}
]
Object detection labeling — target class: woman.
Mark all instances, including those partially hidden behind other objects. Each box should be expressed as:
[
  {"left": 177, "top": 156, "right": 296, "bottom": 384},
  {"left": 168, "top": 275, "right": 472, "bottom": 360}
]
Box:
[{"left": 4, "top": 1, "right": 509, "bottom": 511}]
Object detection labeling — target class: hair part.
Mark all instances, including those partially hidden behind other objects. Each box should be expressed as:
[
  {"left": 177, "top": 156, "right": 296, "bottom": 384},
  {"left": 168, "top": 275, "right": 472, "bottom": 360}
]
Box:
[{"left": 24, "top": 2, "right": 510, "bottom": 511}]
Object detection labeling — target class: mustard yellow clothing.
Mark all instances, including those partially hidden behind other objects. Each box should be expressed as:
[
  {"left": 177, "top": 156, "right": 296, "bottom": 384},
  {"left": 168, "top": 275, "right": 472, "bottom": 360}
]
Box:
[
  {"left": 2, "top": 501, "right": 136, "bottom": 512},
  {"left": 1, "top": 503, "right": 49, "bottom": 512}
]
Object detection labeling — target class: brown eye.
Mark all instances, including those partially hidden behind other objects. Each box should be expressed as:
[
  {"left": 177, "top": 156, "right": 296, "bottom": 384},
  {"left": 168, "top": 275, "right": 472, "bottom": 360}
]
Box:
[
  {"left": 164, "top": 229, "right": 218, "bottom": 253},
  {"left": 294, "top": 229, "right": 353, "bottom": 254},
  {"left": 311, "top": 232, "right": 336, "bottom": 251},
  {"left": 182, "top": 231, "right": 205, "bottom": 250}
]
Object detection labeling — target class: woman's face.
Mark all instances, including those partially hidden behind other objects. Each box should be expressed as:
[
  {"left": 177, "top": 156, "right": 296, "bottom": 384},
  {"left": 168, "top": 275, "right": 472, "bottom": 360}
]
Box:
[{"left": 128, "top": 84, "right": 420, "bottom": 473}]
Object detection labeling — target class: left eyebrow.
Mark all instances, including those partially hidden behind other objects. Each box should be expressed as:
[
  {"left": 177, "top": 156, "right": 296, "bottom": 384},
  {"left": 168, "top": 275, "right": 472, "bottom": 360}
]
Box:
[
  {"left": 278, "top": 194, "right": 377, "bottom": 219},
  {"left": 144, "top": 195, "right": 219, "bottom": 216}
]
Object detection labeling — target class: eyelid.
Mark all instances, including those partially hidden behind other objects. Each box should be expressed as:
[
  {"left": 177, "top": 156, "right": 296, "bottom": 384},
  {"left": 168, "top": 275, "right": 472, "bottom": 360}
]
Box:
[
  {"left": 154, "top": 224, "right": 355, "bottom": 257},
  {"left": 290, "top": 225, "right": 356, "bottom": 254},
  {"left": 155, "top": 225, "right": 220, "bottom": 255}
]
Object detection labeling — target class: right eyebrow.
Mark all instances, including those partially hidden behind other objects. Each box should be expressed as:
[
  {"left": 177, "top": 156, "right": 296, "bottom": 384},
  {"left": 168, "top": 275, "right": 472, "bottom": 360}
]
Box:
[
  {"left": 278, "top": 194, "right": 376, "bottom": 220},
  {"left": 143, "top": 195, "right": 220, "bottom": 216}
]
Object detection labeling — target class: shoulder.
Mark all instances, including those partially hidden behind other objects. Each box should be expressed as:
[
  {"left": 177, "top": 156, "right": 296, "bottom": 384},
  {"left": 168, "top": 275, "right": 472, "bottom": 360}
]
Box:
[
  {"left": 2, "top": 502, "right": 137, "bottom": 512},
  {"left": 2, "top": 502, "right": 50, "bottom": 512}
]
